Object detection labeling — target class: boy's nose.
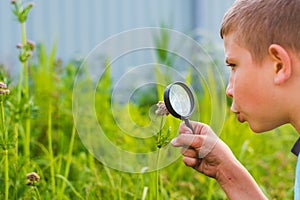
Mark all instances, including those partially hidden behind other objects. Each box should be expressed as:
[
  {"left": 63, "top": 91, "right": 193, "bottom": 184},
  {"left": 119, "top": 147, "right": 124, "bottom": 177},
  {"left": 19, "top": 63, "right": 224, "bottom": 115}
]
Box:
[{"left": 226, "top": 82, "right": 233, "bottom": 98}]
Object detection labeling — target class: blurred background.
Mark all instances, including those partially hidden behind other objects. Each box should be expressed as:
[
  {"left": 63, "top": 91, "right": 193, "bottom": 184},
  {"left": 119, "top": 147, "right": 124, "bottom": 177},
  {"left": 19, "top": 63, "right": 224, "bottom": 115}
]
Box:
[{"left": 0, "top": 0, "right": 234, "bottom": 75}]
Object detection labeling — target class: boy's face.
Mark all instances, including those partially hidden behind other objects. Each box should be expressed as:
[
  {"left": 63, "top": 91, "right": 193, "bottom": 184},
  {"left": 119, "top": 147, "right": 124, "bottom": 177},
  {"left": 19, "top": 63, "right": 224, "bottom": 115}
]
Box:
[{"left": 224, "top": 34, "right": 287, "bottom": 133}]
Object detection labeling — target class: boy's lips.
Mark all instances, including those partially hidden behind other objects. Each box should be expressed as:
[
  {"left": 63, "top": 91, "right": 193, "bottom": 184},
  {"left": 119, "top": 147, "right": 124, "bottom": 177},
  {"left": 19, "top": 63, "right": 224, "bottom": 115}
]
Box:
[
  {"left": 231, "top": 107, "right": 245, "bottom": 123},
  {"left": 236, "top": 112, "right": 245, "bottom": 123}
]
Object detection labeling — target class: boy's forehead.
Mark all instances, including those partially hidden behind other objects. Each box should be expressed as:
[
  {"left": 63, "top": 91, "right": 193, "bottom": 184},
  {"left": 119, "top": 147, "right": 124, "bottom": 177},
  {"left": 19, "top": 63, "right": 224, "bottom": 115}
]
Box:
[
  {"left": 223, "top": 34, "right": 253, "bottom": 63},
  {"left": 223, "top": 33, "right": 238, "bottom": 47},
  {"left": 223, "top": 35, "right": 238, "bottom": 58}
]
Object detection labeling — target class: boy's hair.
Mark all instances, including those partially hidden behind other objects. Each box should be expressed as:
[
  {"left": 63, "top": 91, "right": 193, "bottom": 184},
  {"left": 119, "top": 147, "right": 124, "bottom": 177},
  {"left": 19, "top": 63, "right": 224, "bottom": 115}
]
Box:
[{"left": 220, "top": 0, "right": 300, "bottom": 63}]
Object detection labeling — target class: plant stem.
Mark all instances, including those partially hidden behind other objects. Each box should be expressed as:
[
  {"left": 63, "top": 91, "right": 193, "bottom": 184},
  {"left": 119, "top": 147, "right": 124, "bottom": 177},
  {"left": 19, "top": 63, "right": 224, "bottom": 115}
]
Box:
[
  {"left": 4, "top": 149, "right": 9, "bottom": 200},
  {"left": 47, "top": 102, "right": 56, "bottom": 196},
  {"left": 14, "top": 52, "right": 24, "bottom": 163},
  {"left": 34, "top": 186, "right": 41, "bottom": 200},
  {"left": 21, "top": 21, "right": 31, "bottom": 159},
  {"left": 155, "top": 116, "right": 164, "bottom": 200},
  {"left": 0, "top": 96, "right": 5, "bottom": 139},
  {"left": 13, "top": 124, "right": 18, "bottom": 163},
  {"left": 59, "top": 125, "right": 76, "bottom": 199},
  {"left": 21, "top": 21, "right": 27, "bottom": 44},
  {"left": 141, "top": 187, "right": 148, "bottom": 200},
  {"left": 1, "top": 95, "right": 9, "bottom": 200},
  {"left": 103, "top": 165, "right": 117, "bottom": 200},
  {"left": 158, "top": 118, "right": 163, "bottom": 146},
  {"left": 156, "top": 148, "right": 161, "bottom": 200}
]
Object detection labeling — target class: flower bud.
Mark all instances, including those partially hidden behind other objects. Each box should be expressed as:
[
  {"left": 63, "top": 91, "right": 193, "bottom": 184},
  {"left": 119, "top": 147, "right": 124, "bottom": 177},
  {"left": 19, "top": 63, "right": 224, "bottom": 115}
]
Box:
[
  {"left": 26, "top": 40, "right": 35, "bottom": 51},
  {"left": 28, "top": 2, "right": 34, "bottom": 8},
  {"left": 0, "top": 82, "right": 7, "bottom": 89},
  {"left": 0, "top": 89, "right": 10, "bottom": 95},
  {"left": 16, "top": 43, "right": 23, "bottom": 49},
  {"left": 26, "top": 172, "right": 40, "bottom": 186},
  {"left": 155, "top": 101, "right": 169, "bottom": 116}
]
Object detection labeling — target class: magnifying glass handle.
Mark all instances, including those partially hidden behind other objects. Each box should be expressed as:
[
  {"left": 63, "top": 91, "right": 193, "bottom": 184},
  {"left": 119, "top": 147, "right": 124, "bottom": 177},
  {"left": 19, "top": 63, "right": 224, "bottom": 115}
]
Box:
[{"left": 184, "top": 119, "right": 195, "bottom": 134}]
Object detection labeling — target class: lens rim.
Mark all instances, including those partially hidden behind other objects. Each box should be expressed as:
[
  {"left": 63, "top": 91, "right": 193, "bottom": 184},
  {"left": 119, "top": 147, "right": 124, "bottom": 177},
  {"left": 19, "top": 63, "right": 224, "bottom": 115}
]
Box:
[{"left": 164, "top": 81, "right": 195, "bottom": 120}]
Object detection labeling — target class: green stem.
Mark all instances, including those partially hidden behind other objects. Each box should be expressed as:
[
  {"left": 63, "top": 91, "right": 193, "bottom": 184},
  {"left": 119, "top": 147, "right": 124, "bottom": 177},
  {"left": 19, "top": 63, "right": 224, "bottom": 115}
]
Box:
[
  {"left": 103, "top": 165, "right": 117, "bottom": 200},
  {"left": 14, "top": 54, "right": 24, "bottom": 162},
  {"left": 157, "top": 117, "right": 164, "bottom": 146},
  {"left": 21, "top": 21, "right": 27, "bottom": 44},
  {"left": 47, "top": 103, "right": 56, "bottom": 196},
  {"left": 13, "top": 123, "right": 18, "bottom": 163},
  {"left": 156, "top": 148, "right": 161, "bottom": 200},
  {"left": 155, "top": 116, "right": 164, "bottom": 200},
  {"left": 1, "top": 96, "right": 9, "bottom": 200},
  {"left": 0, "top": 96, "right": 5, "bottom": 140},
  {"left": 24, "top": 103, "right": 30, "bottom": 159},
  {"left": 13, "top": 0, "right": 24, "bottom": 164},
  {"left": 141, "top": 187, "right": 148, "bottom": 200},
  {"left": 59, "top": 125, "right": 76, "bottom": 199},
  {"left": 4, "top": 149, "right": 9, "bottom": 200},
  {"left": 34, "top": 186, "right": 41, "bottom": 200},
  {"left": 21, "top": 18, "right": 31, "bottom": 159}
]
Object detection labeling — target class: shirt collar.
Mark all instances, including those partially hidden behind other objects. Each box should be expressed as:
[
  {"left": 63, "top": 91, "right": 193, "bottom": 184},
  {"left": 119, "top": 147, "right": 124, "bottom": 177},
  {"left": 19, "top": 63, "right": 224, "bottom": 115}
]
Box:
[{"left": 291, "top": 138, "right": 300, "bottom": 156}]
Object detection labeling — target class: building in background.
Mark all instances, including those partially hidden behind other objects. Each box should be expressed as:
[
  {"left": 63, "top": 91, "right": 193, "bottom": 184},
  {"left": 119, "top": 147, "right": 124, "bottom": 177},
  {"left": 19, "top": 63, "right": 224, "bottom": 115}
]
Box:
[{"left": 0, "top": 0, "right": 233, "bottom": 76}]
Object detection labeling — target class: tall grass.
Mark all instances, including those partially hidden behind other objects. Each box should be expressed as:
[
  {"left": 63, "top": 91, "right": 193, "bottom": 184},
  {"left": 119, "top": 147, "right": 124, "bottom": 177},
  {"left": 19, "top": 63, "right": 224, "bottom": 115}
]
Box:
[
  {"left": 0, "top": 88, "right": 9, "bottom": 200},
  {"left": 0, "top": 45, "right": 297, "bottom": 199},
  {"left": 12, "top": 0, "right": 34, "bottom": 160}
]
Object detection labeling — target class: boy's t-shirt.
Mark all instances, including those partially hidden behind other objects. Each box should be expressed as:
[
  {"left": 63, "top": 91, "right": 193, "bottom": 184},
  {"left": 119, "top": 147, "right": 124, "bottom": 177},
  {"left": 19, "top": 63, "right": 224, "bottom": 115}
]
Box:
[
  {"left": 292, "top": 138, "right": 300, "bottom": 200},
  {"left": 295, "top": 156, "right": 300, "bottom": 200}
]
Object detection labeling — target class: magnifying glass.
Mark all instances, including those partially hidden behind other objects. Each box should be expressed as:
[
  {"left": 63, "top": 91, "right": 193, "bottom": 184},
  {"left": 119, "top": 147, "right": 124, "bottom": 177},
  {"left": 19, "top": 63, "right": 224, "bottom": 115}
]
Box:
[{"left": 164, "top": 82, "right": 195, "bottom": 134}]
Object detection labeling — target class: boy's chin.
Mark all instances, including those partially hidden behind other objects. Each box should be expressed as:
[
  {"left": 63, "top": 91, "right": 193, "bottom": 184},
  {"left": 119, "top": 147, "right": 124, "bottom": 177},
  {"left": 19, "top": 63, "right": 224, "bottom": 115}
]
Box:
[
  {"left": 249, "top": 122, "right": 283, "bottom": 133},
  {"left": 248, "top": 123, "right": 272, "bottom": 133}
]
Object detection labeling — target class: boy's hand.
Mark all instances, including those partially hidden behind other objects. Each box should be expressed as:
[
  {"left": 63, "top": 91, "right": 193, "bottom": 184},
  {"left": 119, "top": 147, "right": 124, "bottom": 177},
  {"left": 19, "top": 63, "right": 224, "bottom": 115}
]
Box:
[
  {"left": 171, "top": 121, "right": 235, "bottom": 179},
  {"left": 172, "top": 121, "right": 267, "bottom": 199}
]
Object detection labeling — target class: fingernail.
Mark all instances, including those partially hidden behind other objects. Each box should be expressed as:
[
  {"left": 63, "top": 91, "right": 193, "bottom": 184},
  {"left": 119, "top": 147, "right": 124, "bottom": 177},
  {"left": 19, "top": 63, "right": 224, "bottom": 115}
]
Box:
[{"left": 171, "top": 138, "right": 177, "bottom": 145}]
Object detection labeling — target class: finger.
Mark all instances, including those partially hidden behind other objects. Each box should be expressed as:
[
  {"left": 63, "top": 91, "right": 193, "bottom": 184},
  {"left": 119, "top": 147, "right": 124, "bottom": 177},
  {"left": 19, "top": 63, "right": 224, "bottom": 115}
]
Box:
[
  {"left": 181, "top": 147, "right": 198, "bottom": 158},
  {"left": 172, "top": 133, "right": 219, "bottom": 158},
  {"left": 179, "top": 121, "right": 211, "bottom": 135},
  {"left": 182, "top": 156, "right": 200, "bottom": 168},
  {"left": 178, "top": 122, "right": 193, "bottom": 134},
  {"left": 171, "top": 134, "right": 204, "bottom": 149}
]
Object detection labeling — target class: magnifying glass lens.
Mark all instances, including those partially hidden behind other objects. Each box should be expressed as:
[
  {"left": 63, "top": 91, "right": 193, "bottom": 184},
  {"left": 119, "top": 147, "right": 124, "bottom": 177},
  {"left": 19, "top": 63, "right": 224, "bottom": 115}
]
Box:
[
  {"left": 169, "top": 85, "right": 192, "bottom": 117},
  {"left": 164, "top": 82, "right": 195, "bottom": 134}
]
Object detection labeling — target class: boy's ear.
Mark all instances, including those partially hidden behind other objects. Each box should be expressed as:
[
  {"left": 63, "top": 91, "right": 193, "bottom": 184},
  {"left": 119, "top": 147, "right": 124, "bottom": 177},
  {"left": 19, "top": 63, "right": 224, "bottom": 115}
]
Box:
[{"left": 268, "top": 44, "right": 292, "bottom": 85}]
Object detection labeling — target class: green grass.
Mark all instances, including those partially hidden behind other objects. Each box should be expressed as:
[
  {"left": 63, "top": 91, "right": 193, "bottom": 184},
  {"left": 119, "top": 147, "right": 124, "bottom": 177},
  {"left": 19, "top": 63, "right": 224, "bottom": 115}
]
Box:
[{"left": 0, "top": 49, "right": 298, "bottom": 199}]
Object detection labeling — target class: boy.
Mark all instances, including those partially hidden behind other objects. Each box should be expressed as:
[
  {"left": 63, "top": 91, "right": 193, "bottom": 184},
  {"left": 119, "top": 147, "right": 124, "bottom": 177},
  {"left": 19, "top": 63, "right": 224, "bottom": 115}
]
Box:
[{"left": 171, "top": 0, "right": 300, "bottom": 199}]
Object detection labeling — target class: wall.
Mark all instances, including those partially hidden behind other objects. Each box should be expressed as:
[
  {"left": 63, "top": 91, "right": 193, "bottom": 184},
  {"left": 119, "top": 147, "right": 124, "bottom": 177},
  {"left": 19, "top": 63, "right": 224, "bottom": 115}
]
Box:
[{"left": 0, "top": 0, "right": 233, "bottom": 75}]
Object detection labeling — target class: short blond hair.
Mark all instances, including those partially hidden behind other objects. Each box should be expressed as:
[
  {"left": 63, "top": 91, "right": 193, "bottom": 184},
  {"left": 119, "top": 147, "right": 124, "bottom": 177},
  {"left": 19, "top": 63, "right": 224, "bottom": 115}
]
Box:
[{"left": 220, "top": 0, "right": 300, "bottom": 63}]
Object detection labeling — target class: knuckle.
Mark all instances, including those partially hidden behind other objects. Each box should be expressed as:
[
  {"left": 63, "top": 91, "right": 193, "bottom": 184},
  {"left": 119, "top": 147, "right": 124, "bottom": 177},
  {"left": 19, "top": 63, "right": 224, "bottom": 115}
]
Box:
[
  {"left": 191, "top": 136, "right": 203, "bottom": 148},
  {"left": 181, "top": 147, "right": 188, "bottom": 154}
]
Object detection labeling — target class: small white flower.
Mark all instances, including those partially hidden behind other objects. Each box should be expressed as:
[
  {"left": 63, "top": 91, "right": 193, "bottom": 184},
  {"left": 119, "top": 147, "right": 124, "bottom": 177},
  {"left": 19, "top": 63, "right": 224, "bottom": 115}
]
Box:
[
  {"left": 26, "top": 172, "right": 40, "bottom": 186},
  {"left": 0, "top": 82, "right": 9, "bottom": 95},
  {"left": 155, "top": 101, "right": 169, "bottom": 116}
]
